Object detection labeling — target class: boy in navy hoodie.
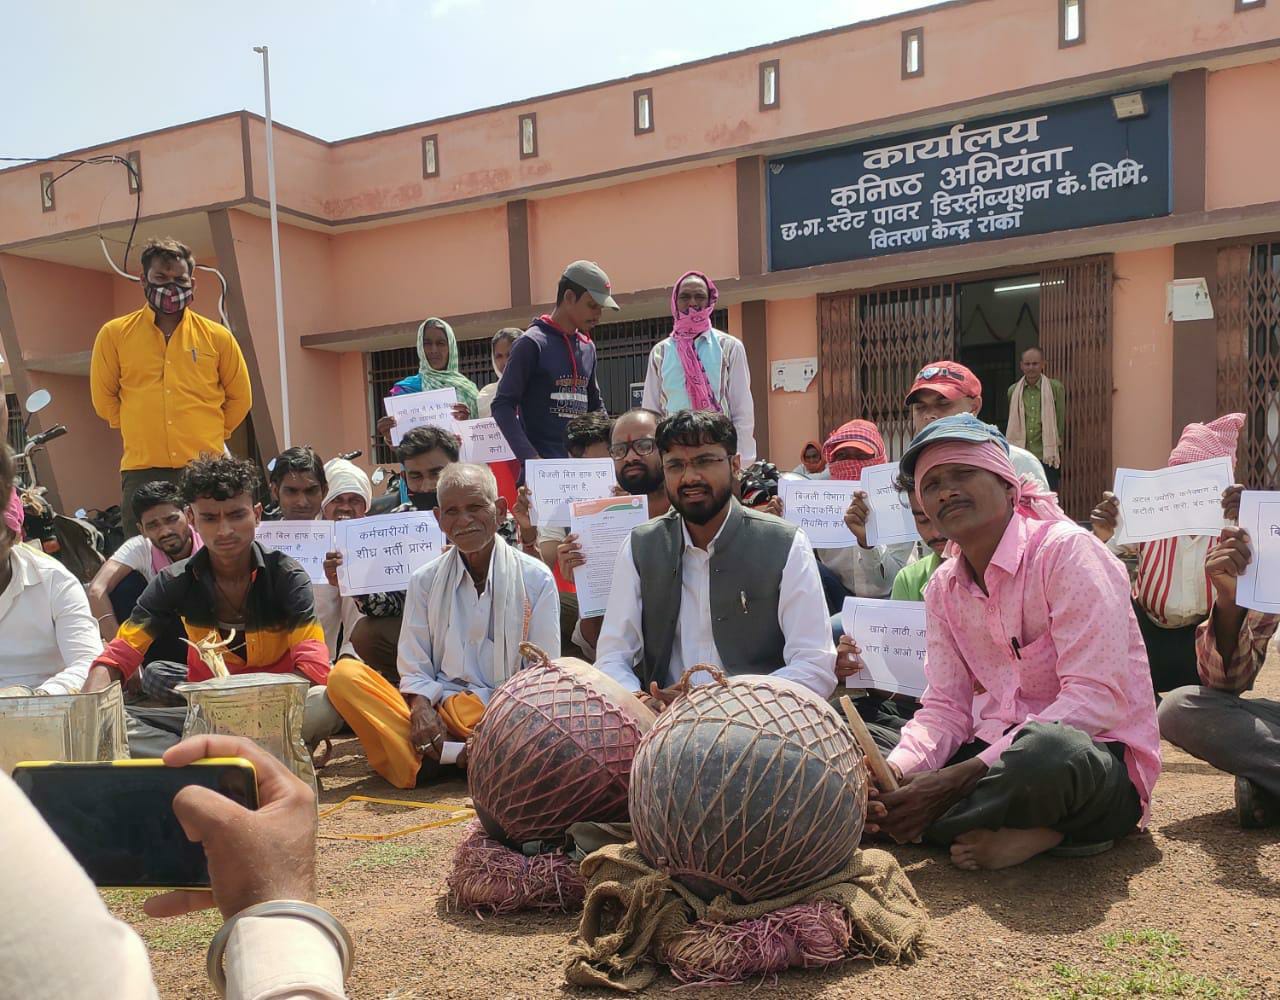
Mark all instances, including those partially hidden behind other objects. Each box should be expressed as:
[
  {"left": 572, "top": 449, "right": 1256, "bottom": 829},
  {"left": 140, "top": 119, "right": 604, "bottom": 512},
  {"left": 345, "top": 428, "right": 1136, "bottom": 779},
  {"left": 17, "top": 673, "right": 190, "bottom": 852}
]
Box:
[{"left": 492, "top": 260, "right": 617, "bottom": 463}]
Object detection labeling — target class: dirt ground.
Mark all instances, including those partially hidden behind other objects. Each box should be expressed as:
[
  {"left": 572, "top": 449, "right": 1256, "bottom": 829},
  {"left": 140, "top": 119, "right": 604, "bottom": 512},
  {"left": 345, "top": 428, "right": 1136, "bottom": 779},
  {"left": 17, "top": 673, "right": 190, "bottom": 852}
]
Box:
[{"left": 109, "top": 669, "right": 1280, "bottom": 1000}]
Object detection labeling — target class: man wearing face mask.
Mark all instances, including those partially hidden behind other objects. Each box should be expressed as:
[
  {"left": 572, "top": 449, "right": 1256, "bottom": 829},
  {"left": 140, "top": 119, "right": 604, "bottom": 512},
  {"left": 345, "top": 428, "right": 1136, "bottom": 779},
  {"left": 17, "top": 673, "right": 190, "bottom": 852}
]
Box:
[
  {"left": 642, "top": 271, "right": 757, "bottom": 463},
  {"left": 91, "top": 238, "right": 252, "bottom": 538}
]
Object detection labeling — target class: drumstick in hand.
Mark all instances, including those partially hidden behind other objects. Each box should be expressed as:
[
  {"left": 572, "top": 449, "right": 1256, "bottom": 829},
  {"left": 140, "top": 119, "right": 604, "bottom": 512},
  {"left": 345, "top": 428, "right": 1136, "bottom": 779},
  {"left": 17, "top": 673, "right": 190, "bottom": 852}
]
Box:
[{"left": 839, "top": 694, "right": 899, "bottom": 792}]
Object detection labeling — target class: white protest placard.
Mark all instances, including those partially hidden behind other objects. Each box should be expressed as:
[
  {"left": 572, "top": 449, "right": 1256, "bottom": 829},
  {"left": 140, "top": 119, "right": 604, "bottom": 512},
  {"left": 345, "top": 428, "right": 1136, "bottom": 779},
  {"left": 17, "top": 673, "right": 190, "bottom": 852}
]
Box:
[
  {"left": 841, "top": 597, "right": 929, "bottom": 697},
  {"left": 526, "top": 459, "right": 616, "bottom": 528},
  {"left": 254, "top": 521, "right": 335, "bottom": 586},
  {"left": 1112, "top": 456, "right": 1231, "bottom": 545},
  {"left": 457, "top": 417, "right": 515, "bottom": 464},
  {"left": 770, "top": 357, "right": 818, "bottom": 393},
  {"left": 440, "top": 741, "right": 465, "bottom": 766},
  {"left": 777, "top": 478, "right": 857, "bottom": 548},
  {"left": 569, "top": 496, "right": 650, "bottom": 618},
  {"left": 384, "top": 388, "right": 458, "bottom": 446},
  {"left": 1234, "top": 491, "right": 1280, "bottom": 614},
  {"left": 334, "top": 511, "right": 445, "bottom": 596},
  {"left": 861, "top": 462, "right": 918, "bottom": 547}
]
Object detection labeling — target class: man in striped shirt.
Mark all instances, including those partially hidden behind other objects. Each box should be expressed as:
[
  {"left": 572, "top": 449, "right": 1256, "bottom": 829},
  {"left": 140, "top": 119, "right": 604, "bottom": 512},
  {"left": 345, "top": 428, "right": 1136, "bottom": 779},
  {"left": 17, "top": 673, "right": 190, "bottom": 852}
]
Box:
[
  {"left": 1090, "top": 414, "right": 1245, "bottom": 694},
  {"left": 1158, "top": 526, "right": 1280, "bottom": 828}
]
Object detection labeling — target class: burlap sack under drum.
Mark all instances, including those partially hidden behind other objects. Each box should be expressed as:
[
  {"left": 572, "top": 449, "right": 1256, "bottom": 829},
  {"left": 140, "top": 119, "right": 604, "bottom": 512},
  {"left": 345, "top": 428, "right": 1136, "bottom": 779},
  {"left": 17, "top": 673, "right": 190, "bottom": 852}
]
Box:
[
  {"left": 0, "top": 682, "right": 128, "bottom": 774},
  {"left": 630, "top": 671, "right": 867, "bottom": 903},
  {"left": 175, "top": 674, "right": 316, "bottom": 789},
  {"left": 467, "top": 645, "right": 657, "bottom": 849}
]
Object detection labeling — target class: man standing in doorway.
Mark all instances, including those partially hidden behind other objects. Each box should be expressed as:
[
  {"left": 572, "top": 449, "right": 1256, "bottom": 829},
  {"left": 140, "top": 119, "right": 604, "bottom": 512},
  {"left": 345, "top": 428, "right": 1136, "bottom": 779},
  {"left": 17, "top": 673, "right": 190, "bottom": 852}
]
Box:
[
  {"left": 906, "top": 361, "right": 1049, "bottom": 490},
  {"left": 90, "top": 238, "right": 252, "bottom": 538},
  {"left": 491, "top": 260, "right": 616, "bottom": 466},
  {"left": 1006, "top": 347, "right": 1066, "bottom": 492}
]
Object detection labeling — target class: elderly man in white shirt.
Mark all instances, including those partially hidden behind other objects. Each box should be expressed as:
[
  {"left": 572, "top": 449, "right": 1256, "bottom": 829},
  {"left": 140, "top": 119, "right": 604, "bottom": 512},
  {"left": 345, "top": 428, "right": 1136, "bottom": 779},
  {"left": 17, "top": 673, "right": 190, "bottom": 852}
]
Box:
[
  {"left": 594, "top": 411, "right": 835, "bottom": 705},
  {"left": 327, "top": 463, "right": 559, "bottom": 788},
  {"left": 316, "top": 456, "right": 371, "bottom": 664},
  {"left": 0, "top": 455, "right": 102, "bottom": 696}
]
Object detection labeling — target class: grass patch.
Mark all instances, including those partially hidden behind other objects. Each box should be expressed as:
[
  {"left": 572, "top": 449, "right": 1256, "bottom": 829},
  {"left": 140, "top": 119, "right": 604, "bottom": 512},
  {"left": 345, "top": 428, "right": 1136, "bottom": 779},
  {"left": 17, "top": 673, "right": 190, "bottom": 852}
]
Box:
[
  {"left": 1024, "top": 929, "right": 1248, "bottom": 999},
  {"left": 347, "top": 843, "right": 430, "bottom": 870},
  {"left": 99, "top": 888, "right": 223, "bottom": 953}
]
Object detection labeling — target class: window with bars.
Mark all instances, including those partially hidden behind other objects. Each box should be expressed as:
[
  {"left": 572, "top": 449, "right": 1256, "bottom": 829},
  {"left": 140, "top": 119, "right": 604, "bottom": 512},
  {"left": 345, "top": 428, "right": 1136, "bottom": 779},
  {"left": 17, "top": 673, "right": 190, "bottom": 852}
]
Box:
[
  {"left": 365, "top": 311, "right": 725, "bottom": 463},
  {"left": 1217, "top": 241, "right": 1280, "bottom": 488},
  {"left": 6, "top": 394, "right": 25, "bottom": 453}
]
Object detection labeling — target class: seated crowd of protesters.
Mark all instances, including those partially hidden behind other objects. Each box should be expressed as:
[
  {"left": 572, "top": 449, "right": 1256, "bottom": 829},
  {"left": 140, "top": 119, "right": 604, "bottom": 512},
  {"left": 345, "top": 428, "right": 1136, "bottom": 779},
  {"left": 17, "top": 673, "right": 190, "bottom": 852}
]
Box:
[{"left": 3, "top": 261, "right": 1279, "bottom": 996}]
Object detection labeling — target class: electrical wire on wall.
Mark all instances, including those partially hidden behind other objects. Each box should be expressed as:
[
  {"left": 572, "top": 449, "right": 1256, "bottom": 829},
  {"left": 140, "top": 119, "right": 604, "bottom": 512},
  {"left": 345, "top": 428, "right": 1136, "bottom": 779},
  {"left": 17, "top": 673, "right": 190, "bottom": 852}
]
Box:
[{"left": 0, "top": 153, "right": 234, "bottom": 330}]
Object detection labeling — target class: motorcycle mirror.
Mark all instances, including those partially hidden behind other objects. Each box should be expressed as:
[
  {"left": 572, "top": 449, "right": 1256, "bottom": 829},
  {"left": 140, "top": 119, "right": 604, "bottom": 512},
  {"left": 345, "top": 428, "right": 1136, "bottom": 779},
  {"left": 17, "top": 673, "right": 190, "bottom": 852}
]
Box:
[
  {"left": 24, "top": 389, "right": 51, "bottom": 415},
  {"left": 371, "top": 468, "right": 386, "bottom": 486}
]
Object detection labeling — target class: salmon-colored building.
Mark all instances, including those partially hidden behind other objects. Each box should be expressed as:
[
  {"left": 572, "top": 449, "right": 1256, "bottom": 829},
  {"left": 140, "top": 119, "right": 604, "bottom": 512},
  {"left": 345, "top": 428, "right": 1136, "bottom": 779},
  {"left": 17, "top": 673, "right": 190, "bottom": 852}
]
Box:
[{"left": 3, "top": 0, "right": 1279, "bottom": 520}]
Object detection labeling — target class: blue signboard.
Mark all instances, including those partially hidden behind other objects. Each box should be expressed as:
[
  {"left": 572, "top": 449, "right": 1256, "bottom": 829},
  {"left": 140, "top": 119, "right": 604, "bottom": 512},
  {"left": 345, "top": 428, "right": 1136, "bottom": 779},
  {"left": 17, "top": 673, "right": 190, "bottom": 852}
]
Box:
[{"left": 767, "top": 87, "right": 1170, "bottom": 271}]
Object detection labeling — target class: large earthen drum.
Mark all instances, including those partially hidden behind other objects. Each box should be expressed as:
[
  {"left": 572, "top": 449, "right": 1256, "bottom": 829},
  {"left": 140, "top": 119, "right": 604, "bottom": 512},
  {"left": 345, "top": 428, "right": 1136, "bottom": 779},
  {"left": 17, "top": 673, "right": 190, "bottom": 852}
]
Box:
[
  {"left": 630, "top": 673, "right": 866, "bottom": 903},
  {"left": 468, "top": 647, "right": 656, "bottom": 848}
]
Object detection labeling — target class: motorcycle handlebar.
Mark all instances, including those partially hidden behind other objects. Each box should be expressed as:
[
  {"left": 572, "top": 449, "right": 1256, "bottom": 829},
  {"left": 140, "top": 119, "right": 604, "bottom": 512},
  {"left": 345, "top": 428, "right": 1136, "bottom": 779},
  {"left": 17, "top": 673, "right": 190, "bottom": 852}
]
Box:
[{"left": 26, "top": 424, "right": 68, "bottom": 449}]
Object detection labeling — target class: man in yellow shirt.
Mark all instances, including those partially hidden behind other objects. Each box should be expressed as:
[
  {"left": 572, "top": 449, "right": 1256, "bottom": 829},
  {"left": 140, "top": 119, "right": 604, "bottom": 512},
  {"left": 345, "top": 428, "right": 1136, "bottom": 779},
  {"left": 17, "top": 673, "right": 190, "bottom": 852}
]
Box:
[{"left": 91, "top": 238, "right": 252, "bottom": 537}]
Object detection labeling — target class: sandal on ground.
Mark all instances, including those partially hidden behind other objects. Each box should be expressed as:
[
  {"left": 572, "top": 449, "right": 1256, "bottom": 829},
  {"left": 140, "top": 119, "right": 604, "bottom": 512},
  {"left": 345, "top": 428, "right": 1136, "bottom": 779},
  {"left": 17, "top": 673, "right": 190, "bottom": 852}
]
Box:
[
  {"left": 1235, "top": 775, "right": 1280, "bottom": 829},
  {"left": 1049, "top": 839, "right": 1114, "bottom": 858}
]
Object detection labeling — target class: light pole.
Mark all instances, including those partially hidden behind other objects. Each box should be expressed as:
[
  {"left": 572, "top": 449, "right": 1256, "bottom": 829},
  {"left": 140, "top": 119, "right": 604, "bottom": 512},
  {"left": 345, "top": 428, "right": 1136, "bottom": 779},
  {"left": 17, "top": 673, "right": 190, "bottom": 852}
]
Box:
[{"left": 253, "top": 44, "right": 291, "bottom": 449}]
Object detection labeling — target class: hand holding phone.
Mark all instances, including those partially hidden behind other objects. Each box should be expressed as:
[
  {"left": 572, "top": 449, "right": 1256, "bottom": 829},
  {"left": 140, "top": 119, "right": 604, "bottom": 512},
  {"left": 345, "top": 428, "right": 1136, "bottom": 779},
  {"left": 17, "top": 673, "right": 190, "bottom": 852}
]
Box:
[{"left": 144, "top": 734, "right": 318, "bottom": 920}]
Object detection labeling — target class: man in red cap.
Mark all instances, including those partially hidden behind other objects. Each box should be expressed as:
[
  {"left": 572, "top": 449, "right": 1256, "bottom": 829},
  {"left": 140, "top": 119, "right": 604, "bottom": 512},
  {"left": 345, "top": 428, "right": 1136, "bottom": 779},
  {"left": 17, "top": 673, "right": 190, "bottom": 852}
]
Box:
[{"left": 905, "top": 363, "right": 1049, "bottom": 490}]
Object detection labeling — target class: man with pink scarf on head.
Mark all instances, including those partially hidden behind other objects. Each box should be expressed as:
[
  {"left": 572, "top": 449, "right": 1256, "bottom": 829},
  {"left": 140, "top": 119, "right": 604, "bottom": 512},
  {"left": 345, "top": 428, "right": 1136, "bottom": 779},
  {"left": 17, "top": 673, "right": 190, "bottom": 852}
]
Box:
[
  {"left": 863, "top": 414, "right": 1160, "bottom": 872},
  {"left": 642, "top": 271, "right": 757, "bottom": 462},
  {"left": 1090, "top": 414, "right": 1246, "bottom": 694},
  {"left": 812, "top": 419, "right": 914, "bottom": 604}
]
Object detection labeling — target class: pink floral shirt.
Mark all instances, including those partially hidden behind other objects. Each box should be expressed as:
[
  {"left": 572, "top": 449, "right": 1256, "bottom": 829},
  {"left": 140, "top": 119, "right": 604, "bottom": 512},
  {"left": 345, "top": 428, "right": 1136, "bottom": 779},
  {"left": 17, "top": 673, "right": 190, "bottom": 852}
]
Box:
[{"left": 887, "top": 512, "right": 1161, "bottom": 824}]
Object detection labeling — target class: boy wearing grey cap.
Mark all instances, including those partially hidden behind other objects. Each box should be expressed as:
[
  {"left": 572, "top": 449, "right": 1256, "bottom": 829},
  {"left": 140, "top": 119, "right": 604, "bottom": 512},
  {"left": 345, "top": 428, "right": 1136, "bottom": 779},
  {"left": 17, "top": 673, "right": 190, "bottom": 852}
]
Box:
[{"left": 491, "top": 260, "right": 617, "bottom": 464}]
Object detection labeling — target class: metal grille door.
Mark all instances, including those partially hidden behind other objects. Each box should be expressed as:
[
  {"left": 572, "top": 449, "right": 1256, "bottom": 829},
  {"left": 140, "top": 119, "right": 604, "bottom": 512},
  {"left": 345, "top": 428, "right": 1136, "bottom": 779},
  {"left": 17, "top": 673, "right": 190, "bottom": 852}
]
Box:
[
  {"left": 1039, "top": 255, "right": 1113, "bottom": 520},
  {"left": 819, "top": 284, "right": 956, "bottom": 459},
  {"left": 1218, "top": 242, "right": 1280, "bottom": 488}
]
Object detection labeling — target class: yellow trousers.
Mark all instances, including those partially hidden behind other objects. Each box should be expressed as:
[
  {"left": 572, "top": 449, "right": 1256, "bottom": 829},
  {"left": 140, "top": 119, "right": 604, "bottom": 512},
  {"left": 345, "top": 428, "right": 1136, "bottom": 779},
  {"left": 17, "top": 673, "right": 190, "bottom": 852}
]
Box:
[
  {"left": 326, "top": 658, "right": 420, "bottom": 789},
  {"left": 326, "top": 659, "right": 486, "bottom": 789}
]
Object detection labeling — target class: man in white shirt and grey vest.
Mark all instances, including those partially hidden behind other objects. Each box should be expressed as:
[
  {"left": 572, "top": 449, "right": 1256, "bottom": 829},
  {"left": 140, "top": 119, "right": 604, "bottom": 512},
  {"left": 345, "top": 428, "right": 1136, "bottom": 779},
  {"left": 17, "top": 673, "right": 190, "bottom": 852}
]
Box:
[{"left": 594, "top": 411, "right": 836, "bottom": 704}]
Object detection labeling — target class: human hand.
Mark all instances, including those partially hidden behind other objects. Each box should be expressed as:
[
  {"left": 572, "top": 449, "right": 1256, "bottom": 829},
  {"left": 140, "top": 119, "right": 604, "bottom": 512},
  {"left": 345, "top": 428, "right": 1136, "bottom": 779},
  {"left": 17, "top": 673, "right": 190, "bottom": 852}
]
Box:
[
  {"left": 1222, "top": 484, "right": 1244, "bottom": 523},
  {"left": 450, "top": 403, "right": 471, "bottom": 422},
  {"left": 376, "top": 415, "right": 397, "bottom": 445},
  {"left": 409, "top": 699, "right": 446, "bottom": 762},
  {"left": 82, "top": 664, "right": 119, "bottom": 694},
  {"left": 1090, "top": 491, "right": 1119, "bottom": 543},
  {"left": 861, "top": 756, "right": 904, "bottom": 839},
  {"left": 844, "top": 491, "right": 871, "bottom": 548},
  {"left": 142, "top": 734, "right": 317, "bottom": 920},
  {"left": 759, "top": 496, "right": 783, "bottom": 518},
  {"left": 322, "top": 550, "right": 343, "bottom": 588},
  {"left": 512, "top": 487, "right": 535, "bottom": 537},
  {"left": 835, "top": 635, "right": 865, "bottom": 680},
  {"left": 877, "top": 759, "right": 982, "bottom": 844},
  {"left": 1206, "top": 526, "right": 1252, "bottom": 607},
  {"left": 557, "top": 533, "right": 585, "bottom": 584}
]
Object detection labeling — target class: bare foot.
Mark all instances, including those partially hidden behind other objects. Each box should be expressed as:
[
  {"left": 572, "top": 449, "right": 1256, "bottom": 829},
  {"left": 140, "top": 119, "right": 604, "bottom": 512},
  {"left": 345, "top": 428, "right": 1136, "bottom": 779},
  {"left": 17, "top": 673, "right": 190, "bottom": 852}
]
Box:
[{"left": 949, "top": 827, "right": 1064, "bottom": 870}]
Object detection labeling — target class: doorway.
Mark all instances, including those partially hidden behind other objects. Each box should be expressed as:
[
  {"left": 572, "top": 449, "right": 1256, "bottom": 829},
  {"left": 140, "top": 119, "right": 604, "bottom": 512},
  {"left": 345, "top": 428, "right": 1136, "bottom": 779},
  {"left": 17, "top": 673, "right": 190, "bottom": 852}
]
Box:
[{"left": 957, "top": 274, "right": 1042, "bottom": 431}]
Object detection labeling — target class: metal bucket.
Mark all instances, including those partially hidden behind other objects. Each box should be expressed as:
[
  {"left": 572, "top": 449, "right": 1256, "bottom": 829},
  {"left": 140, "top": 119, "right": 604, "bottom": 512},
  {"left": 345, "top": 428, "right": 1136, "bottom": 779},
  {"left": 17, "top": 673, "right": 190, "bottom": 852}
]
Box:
[
  {"left": 176, "top": 673, "right": 316, "bottom": 790},
  {"left": 0, "top": 682, "right": 129, "bottom": 774}
]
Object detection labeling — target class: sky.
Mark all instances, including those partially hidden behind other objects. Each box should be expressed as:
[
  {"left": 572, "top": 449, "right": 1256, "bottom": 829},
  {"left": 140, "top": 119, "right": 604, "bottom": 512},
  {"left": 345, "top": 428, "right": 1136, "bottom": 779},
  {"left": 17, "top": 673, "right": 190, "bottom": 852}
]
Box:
[{"left": 1, "top": 0, "right": 933, "bottom": 159}]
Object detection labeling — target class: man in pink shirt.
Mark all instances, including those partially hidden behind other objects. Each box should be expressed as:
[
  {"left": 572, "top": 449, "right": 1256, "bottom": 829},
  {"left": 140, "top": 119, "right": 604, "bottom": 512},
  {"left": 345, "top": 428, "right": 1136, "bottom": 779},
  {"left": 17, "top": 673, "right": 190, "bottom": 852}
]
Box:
[{"left": 866, "top": 414, "right": 1161, "bottom": 870}]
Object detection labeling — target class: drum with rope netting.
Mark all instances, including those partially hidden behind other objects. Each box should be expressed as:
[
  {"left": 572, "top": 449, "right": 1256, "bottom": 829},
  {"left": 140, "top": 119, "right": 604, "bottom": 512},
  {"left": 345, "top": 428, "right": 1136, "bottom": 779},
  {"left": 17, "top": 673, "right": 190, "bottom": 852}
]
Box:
[
  {"left": 467, "top": 644, "right": 657, "bottom": 849},
  {"left": 629, "top": 670, "right": 867, "bottom": 904}
]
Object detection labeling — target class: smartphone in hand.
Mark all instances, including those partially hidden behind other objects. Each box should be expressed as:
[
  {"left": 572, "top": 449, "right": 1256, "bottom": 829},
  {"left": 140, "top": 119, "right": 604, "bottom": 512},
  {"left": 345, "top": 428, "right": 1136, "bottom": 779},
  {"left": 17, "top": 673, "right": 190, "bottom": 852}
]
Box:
[{"left": 12, "top": 757, "right": 258, "bottom": 889}]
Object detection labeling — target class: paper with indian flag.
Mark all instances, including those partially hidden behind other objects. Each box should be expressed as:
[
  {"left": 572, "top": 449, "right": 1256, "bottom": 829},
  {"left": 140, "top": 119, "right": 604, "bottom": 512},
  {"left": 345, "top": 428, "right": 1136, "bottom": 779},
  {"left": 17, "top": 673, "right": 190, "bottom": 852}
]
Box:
[{"left": 569, "top": 495, "right": 649, "bottom": 619}]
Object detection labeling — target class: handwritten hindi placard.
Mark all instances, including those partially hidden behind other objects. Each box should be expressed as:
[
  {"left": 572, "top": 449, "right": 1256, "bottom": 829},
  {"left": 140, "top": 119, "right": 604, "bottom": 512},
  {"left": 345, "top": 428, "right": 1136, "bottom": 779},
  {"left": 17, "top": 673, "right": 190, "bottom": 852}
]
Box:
[
  {"left": 861, "top": 462, "right": 918, "bottom": 546},
  {"left": 526, "top": 459, "right": 616, "bottom": 528},
  {"left": 457, "top": 418, "right": 515, "bottom": 464},
  {"left": 841, "top": 597, "right": 929, "bottom": 697},
  {"left": 1234, "top": 491, "right": 1280, "bottom": 615},
  {"left": 777, "top": 478, "right": 857, "bottom": 548},
  {"left": 1112, "top": 456, "right": 1231, "bottom": 545},
  {"left": 334, "top": 511, "right": 444, "bottom": 596},
  {"left": 254, "top": 521, "right": 334, "bottom": 586},
  {"left": 384, "top": 389, "right": 458, "bottom": 446}
]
